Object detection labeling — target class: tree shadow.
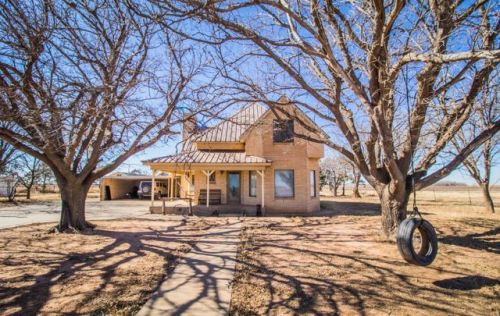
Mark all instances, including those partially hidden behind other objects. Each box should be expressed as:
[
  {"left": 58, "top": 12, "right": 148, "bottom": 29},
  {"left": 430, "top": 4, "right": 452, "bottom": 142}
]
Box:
[
  {"left": 230, "top": 218, "right": 498, "bottom": 315},
  {"left": 433, "top": 276, "right": 500, "bottom": 290},
  {"left": 0, "top": 218, "right": 236, "bottom": 315},
  {"left": 439, "top": 227, "right": 500, "bottom": 254},
  {"left": 319, "top": 200, "right": 381, "bottom": 216}
]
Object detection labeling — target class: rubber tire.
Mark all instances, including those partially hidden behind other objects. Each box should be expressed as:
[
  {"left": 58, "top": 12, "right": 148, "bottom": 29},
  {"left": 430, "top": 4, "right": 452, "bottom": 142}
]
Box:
[{"left": 397, "top": 217, "right": 438, "bottom": 266}]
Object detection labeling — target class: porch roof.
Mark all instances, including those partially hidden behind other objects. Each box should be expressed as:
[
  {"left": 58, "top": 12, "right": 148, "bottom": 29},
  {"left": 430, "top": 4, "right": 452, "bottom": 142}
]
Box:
[{"left": 144, "top": 150, "right": 271, "bottom": 165}]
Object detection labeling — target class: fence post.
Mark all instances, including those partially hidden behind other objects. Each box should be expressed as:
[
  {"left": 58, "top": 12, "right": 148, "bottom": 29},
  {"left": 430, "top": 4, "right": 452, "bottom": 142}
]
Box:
[{"left": 162, "top": 198, "right": 165, "bottom": 215}]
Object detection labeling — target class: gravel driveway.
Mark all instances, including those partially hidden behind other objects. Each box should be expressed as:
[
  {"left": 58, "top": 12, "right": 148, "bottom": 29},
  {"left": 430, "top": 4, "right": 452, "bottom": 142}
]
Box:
[{"left": 0, "top": 199, "right": 153, "bottom": 229}]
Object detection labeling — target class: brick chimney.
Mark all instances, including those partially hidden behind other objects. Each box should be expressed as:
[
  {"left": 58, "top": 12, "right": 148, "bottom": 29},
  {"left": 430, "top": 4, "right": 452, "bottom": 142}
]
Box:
[{"left": 182, "top": 113, "right": 197, "bottom": 143}]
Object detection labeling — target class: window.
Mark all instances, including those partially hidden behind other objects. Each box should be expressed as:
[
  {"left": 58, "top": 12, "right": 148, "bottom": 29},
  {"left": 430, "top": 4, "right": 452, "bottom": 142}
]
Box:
[
  {"left": 209, "top": 172, "right": 216, "bottom": 184},
  {"left": 310, "top": 170, "right": 316, "bottom": 197},
  {"left": 273, "top": 119, "right": 294, "bottom": 143},
  {"left": 274, "top": 170, "right": 294, "bottom": 198},
  {"left": 190, "top": 175, "right": 195, "bottom": 194},
  {"left": 249, "top": 171, "right": 257, "bottom": 197}
]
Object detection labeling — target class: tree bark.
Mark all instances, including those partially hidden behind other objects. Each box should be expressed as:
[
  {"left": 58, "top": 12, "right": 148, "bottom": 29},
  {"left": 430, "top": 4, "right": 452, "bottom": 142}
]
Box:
[
  {"left": 378, "top": 184, "right": 410, "bottom": 237},
  {"left": 353, "top": 173, "right": 361, "bottom": 198},
  {"left": 56, "top": 178, "right": 93, "bottom": 232},
  {"left": 341, "top": 181, "right": 345, "bottom": 196},
  {"left": 481, "top": 183, "right": 495, "bottom": 213},
  {"left": 26, "top": 187, "right": 31, "bottom": 199},
  {"left": 330, "top": 184, "right": 338, "bottom": 197}
]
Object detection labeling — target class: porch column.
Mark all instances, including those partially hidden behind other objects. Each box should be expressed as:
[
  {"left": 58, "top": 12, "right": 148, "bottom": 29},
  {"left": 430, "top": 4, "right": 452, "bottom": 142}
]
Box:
[
  {"left": 169, "top": 173, "right": 173, "bottom": 198},
  {"left": 171, "top": 171, "right": 176, "bottom": 198},
  {"left": 202, "top": 170, "right": 214, "bottom": 207},
  {"left": 257, "top": 169, "right": 265, "bottom": 214},
  {"left": 172, "top": 172, "right": 177, "bottom": 198},
  {"left": 151, "top": 169, "right": 156, "bottom": 207}
]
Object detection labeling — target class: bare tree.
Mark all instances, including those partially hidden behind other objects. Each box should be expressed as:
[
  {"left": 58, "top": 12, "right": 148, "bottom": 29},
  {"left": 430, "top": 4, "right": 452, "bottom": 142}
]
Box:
[
  {"left": 451, "top": 78, "right": 499, "bottom": 213},
  {"left": 320, "top": 157, "right": 348, "bottom": 197},
  {"left": 150, "top": 0, "right": 500, "bottom": 235},
  {"left": 348, "top": 161, "right": 363, "bottom": 198},
  {"left": 38, "top": 163, "right": 54, "bottom": 194},
  {"left": 15, "top": 154, "right": 43, "bottom": 200},
  {"left": 0, "top": 1, "right": 207, "bottom": 231}
]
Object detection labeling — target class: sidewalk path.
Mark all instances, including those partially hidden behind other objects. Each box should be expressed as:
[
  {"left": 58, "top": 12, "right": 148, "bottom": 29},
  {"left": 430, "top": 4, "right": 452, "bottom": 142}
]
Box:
[{"left": 137, "top": 220, "right": 242, "bottom": 316}]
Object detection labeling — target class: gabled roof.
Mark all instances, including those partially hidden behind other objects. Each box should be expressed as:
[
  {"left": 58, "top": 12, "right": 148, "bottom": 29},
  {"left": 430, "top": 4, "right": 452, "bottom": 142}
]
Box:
[
  {"left": 240, "top": 100, "right": 329, "bottom": 141},
  {"left": 145, "top": 151, "right": 271, "bottom": 165},
  {"left": 194, "top": 103, "right": 267, "bottom": 143},
  {"left": 143, "top": 98, "right": 328, "bottom": 166}
]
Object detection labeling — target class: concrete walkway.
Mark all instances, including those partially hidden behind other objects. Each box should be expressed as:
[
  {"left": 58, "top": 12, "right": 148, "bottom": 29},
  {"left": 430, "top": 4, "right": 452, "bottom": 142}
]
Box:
[{"left": 138, "top": 221, "right": 242, "bottom": 316}]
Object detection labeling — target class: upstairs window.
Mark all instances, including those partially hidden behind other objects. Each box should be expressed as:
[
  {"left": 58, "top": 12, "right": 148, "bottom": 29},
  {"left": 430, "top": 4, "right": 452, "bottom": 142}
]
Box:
[{"left": 273, "top": 119, "right": 294, "bottom": 143}]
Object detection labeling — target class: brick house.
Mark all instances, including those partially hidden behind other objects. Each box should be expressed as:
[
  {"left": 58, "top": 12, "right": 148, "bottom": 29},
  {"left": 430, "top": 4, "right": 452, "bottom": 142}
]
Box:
[{"left": 143, "top": 97, "right": 327, "bottom": 215}]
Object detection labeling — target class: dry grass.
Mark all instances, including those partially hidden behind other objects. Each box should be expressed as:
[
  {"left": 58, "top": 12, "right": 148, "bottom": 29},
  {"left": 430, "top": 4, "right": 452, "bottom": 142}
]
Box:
[
  {"left": 230, "top": 195, "right": 500, "bottom": 315},
  {"left": 0, "top": 217, "right": 224, "bottom": 315},
  {"left": 0, "top": 186, "right": 100, "bottom": 206}
]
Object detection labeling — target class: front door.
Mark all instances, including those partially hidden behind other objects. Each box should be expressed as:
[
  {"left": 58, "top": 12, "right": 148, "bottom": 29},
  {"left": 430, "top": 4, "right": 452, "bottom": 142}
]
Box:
[{"left": 227, "top": 172, "right": 241, "bottom": 204}]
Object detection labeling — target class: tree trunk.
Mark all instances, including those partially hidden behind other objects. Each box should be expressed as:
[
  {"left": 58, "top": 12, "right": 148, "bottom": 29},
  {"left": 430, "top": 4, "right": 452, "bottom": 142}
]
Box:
[
  {"left": 378, "top": 184, "right": 410, "bottom": 237},
  {"left": 41, "top": 177, "right": 47, "bottom": 193},
  {"left": 353, "top": 174, "right": 361, "bottom": 198},
  {"left": 332, "top": 185, "right": 338, "bottom": 197},
  {"left": 341, "top": 181, "right": 345, "bottom": 196},
  {"left": 480, "top": 183, "right": 495, "bottom": 213},
  {"left": 56, "top": 178, "right": 93, "bottom": 232},
  {"left": 26, "top": 187, "right": 31, "bottom": 199}
]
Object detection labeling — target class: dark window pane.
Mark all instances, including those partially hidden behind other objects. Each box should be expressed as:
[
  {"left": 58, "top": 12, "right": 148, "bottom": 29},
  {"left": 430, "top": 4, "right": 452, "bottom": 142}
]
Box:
[
  {"left": 209, "top": 172, "right": 216, "bottom": 184},
  {"left": 274, "top": 170, "right": 294, "bottom": 198},
  {"left": 273, "top": 120, "right": 294, "bottom": 143}
]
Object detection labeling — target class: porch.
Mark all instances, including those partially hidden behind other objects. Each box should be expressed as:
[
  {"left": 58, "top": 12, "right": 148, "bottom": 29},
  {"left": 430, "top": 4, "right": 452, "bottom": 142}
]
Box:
[{"left": 145, "top": 164, "right": 270, "bottom": 215}]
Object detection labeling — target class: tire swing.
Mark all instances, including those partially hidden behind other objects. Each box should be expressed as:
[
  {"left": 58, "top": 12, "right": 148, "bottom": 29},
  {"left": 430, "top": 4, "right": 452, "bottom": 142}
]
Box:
[
  {"left": 396, "top": 206, "right": 438, "bottom": 266},
  {"left": 397, "top": 67, "right": 438, "bottom": 266}
]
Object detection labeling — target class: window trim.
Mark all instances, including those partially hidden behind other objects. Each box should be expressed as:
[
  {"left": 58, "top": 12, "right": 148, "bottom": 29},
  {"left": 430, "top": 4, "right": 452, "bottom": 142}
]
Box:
[
  {"left": 310, "top": 170, "right": 316, "bottom": 198},
  {"left": 273, "top": 119, "right": 294, "bottom": 143},
  {"left": 249, "top": 171, "right": 257, "bottom": 197},
  {"left": 274, "top": 169, "right": 295, "bottom": 198}
]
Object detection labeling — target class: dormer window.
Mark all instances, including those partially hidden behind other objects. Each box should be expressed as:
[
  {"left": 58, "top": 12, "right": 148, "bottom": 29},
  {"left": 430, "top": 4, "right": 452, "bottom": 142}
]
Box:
[{"left": 273, "top": 119, "right": 294, "bottom": 143}]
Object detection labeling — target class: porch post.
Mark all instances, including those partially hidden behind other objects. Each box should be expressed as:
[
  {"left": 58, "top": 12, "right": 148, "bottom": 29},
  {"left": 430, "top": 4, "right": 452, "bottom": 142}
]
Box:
[
  {"left": 202, "top": 170, "right": 214, "bottom": 207},
  {"left": 257, "top": 169, "right": 265, "bottom": 214},
  {"left": 173, "top": 171, "right": 177, "bottom": 198},
  {"left": 151, "top": 169, "right": 156, "bottom": 207},
  {"left": 170, "top": 173, "right": 174, "bottom": 198}
]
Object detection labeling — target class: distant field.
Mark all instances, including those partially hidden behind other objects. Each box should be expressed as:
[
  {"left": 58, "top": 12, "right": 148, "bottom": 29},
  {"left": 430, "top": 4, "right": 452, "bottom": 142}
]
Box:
[{"left": 321, "top": 185, "right": 500, "bottom": 215}]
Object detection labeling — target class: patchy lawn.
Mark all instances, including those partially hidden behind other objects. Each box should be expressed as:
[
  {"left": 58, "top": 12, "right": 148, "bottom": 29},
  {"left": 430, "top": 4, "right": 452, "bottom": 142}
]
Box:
[
  {"left": 0, "top": 217, "right": 224, "bottom": 315},
  {"left": 231, "top": 207, "right": 500, "bottom": 315}
]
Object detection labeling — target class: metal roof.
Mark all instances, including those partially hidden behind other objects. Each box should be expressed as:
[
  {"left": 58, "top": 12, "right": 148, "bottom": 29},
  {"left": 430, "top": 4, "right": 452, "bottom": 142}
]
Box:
[
  {"left": 146, "top": 151, "right": 271, "bottom": 164},
  {"left": 194, "top": 103, "right": 267, "bottom": 142},
  {"left": 103, "top": 172, "right": 171, "bottom": 180},
  {"left": 144, "top": 100, "right": 327, "bottom": 166}
]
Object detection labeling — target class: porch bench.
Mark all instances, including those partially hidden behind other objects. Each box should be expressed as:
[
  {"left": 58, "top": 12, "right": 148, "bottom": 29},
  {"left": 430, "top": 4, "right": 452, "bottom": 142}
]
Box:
[{"left": 198, "top": 189, "right": 222, "bottom": 205}]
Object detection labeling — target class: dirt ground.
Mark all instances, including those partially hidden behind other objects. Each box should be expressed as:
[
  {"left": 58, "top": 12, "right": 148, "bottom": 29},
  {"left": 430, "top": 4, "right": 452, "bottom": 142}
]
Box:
[
  {"left": 0, "top": 217, "right": 225, "bottom": 315},
  {"left": 230, "top": 192, "right": 500, "bottom": 315},
  {"left": 0, "top": 186, "right": 498, "bottom": 315}
]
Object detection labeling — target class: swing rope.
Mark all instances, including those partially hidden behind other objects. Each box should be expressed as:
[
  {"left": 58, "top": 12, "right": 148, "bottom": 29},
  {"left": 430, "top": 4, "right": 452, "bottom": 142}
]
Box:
[{"left": 404, "top": 64, "right": 421, "bottom": 219}]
